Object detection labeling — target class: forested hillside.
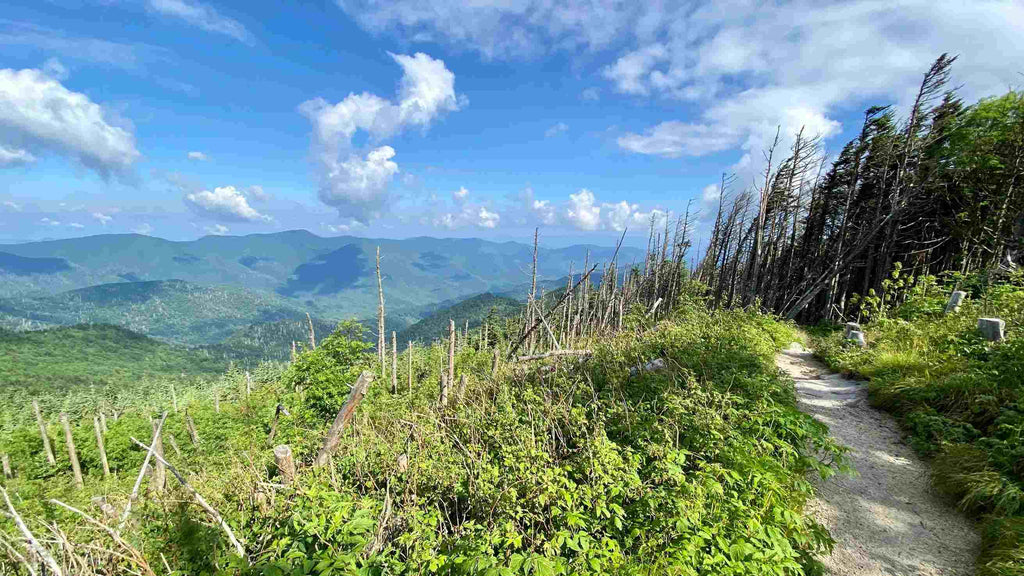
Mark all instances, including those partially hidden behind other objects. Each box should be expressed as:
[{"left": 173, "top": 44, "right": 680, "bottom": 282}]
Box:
[{"left": 396, "top": 293, "right": 522, "bottom": 344}]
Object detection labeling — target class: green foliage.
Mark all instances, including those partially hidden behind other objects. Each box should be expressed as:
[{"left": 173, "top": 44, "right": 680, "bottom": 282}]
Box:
[
  {"left": 397, "top": 293, "right": 522, "bottom": 345},
  {"left": 282, "top": 320, "right": 374, "bottom": 418},
  {"left": 0, "top": 324, "right": 230, "bottom": 430},
  {"left": 1, "top": 304, "right": 843, "bottom": 575},
  {"left": 812, "top": 271, "right": 1024, "bottom": 575}
]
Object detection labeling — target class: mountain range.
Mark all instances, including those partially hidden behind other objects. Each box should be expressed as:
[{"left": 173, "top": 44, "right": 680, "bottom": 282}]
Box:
[{"left": 0, "top": 231, "right": 640, "bottom": 351}]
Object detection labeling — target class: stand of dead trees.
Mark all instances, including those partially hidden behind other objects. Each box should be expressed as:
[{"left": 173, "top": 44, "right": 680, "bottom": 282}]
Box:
[{"left": 694, "top": 54, "right": 1024, "bottom": 322}]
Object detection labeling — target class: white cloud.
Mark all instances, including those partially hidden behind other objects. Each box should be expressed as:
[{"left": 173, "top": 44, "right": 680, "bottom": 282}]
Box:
[
  {"left": 0, "top": 21, "right": 161, "bottom": 71},
  {"left": 0, "top": 68, "right": 139, "bottom": 177},
  {"left": 603, "top": 44, "right": 667, "bottom": 96},
  {"left": 132, "top": 222, "right": 153, "bottom": 235},
  {"left": 148, "top": 0, "right": 253, "bottom": 44},
  {"left": 40, "top": 217, "right": 61, "bottom": 226},
  {"left": 184, "top": 185, "right": 273, "bottom": 223},
  {"left": 566, "top": 189, "right": 601, "bottom": 231},
  {"left": 340, "top": 0, "right": 1023, "bottom": 181},
  {"left": 337, "top": 0, "right": 641, "bottom": 59},
  {"left": 2, "top": 201, "right": 22, "bottom": 211},
  {"left": 0, "top": 145, "right": 36, "bottom": 167},
  {"left": 204, "top": 223, "right": 229, "bottom": 235},
  {"left": 69, "top": 222, "right": 85, "bottom": 229},
  {"left": 452, "top": 186, "right": 469, "bottom": 203},
  {"left": 477, "top": 206, "right": 500, "bottom": 228},
  {"left": 617, "top": 121, "right": 741, "bottom": 158},
  {"left": 300, "top": 52, "right": 461, "bottom": 223},
  {"left": 187, "top": 151, "right": 208, "bottom": 161},
  {"left": 92, "top": 212, "right": 113, "bottom": 225},
  {"left": 544, "top": 122, "right": 569, "bottom": 138}
]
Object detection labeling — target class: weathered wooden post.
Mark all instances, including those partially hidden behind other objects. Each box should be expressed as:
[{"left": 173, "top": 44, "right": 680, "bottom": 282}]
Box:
[
  {"left": 291, "top": 340, "right": 297, "bottom": 362},
  {"left": 945, "top": 290, "right": 967, "bottom": 314},
  {"left": 2, "top": 453, "right": 11, "bottom": 478},
  {"left": 314, "top": 371, "right": 374, "bottom": 468},
  {"left": 99, "top": 411, "right": 108, "bottom": 433},
  {"left": 32, "top": 400, "right": 56, "bottom": 465},
  {"left": 391, "top": 331, "right": 398, "bottom": 394},
  {"left": 491, "top": 347, "right": 500, "bottom": 376},
  {"left": 245, "top": 371, "right": 252, "bottom": 398},
  {"left": 457, "top": 374, "right": 468, "bottom": 402},
  {"left": 978, "top": 318, "right": 1005, "bottom": 342},
  {"left": 274, "top": 445, "right": 295, "bottom": 485},
  {"left": 60, "top": 413, "right": 84, "bottom": 489},
  {"left": 170, "top": 382, "right": 178, "bottom": 413},
  {"left": 214, "top": 388, "right": 220, "bottom": 413},
  {"left": 93, "top": 416, "right": 110, "bottom": 479},
  {"left": 439, "top": 374, "right": 450, "bottom": 407}
]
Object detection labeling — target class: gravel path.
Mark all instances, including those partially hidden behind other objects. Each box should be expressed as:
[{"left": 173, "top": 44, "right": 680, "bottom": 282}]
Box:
[{"left": 776, "top": 343, "right": 979, "bottom": 576}]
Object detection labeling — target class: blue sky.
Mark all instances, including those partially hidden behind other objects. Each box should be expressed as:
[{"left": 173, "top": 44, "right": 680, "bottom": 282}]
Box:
[{"left": 1, "top": 0, "right": 1021, "bottom": 247}]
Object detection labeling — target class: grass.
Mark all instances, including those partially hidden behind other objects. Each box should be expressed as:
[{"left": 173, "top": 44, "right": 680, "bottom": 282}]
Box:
[
  {"left": 811, "top": 271, "right": 1024, "bottom": 575},
  {"left": 0, "top": 294, "right": 846, "bottom": 575}
]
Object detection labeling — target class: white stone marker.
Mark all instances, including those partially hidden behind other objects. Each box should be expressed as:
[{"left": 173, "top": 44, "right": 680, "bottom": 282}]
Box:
[
  {"left": 977, "top": 318, "right": 1005, "bottom": 342},
  {"left": 945, "top": 291, "right": 967, "bottom": 314},
  {"left": 847, "top": 331, "right": 867, "bottom": 348},
  {"left": 844, "top": 322, "right": 862, "bottom": 338}
]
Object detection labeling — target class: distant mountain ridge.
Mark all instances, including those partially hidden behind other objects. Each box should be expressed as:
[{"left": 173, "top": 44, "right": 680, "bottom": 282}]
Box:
[{"left": 0, "top": 231, "right": 642, "bottom": 348}]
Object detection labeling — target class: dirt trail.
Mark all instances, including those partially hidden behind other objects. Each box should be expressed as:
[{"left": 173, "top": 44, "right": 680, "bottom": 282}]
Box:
[{"left": 776, "top": 343, "right": 979, "bottom": 576}]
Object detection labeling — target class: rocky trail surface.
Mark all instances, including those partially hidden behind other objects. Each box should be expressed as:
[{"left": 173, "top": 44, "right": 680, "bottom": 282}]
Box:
[{"left": 777, "top": 343, "right": 979, "bottom": 576}]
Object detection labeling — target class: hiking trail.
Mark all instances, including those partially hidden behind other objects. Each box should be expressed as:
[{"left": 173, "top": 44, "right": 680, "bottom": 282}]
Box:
[{"left": 777, "top": 342, "right": 979, "bottom": 576}]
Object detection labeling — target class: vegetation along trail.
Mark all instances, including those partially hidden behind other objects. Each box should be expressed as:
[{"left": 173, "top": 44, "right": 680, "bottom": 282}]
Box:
[{"left": 777, "top": 342, "right": 978, "bottom": 576}]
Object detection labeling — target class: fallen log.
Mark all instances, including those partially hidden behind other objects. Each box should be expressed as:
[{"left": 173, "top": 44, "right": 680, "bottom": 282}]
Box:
[
  {"left": 314, "top": 371, "right": 374, "bottom": 468},
  {"left": 516, "top": 350, "right": 593, "bottom": 362}
]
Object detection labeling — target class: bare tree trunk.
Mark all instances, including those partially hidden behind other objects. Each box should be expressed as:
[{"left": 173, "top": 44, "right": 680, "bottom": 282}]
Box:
[
  {"left": 32, "top": 400, "right": 55, "bottom": 465},
  {"left": 376, "top": 247, "right": 386, "bottom": 380},
  {"left": 447, "top": 319, "right": 456, "bottom": 392},
  {"left": 93, "top": 416, "right": 110, "bottom": 478},
  {"left": 61, "top": 413, "right": 83, "bottom": 489},
  {"left": 306, "top": 312, "right": 316, "bottom": 349},
  {"left": 314, "top": 372, "right": 374, "bottom": 468}
]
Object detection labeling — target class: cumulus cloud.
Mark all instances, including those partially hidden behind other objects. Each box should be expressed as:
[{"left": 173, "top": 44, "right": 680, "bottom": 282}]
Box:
[
  {"left": 561, "top": 189, "right": 669, "bottom": 232},
  {"left": 187, "top": 151, "right": 208, "bottom": 161},
  {"left": 183, "top": 185, "right": 272, "bottom": 223},
  {"left": 132, "top": 222, "right": 153, "bottom": 235},
  {"left": 300, "top": 52, "right": 461, "bottom": 223},
  {"left": 69, "top": 222, "right": 85, "bottom": 229},
  {"left": 477, "top": 206, "right": 500, "bottom": 228},
  {"left": 452, "top": 186, "right": 469, "bottom": 204},
  {"left": 148, "top": 0, "right": 253, "bottom": 44},
  {"left": 0, "top": 68, "right": 139, "bottom": 177},
  {"left": 205, "top": 223, "right": 229, "bottom": 235},
  {"left": 40, "top": 217, "right": 61, "bottom": 226},
  {"left": 92, "top": 212, "right": 113, "bottom": 225},
  {"left": 2, "top": 201, "right": 22, "bottom": 211},
  {"left": 566, "top": 189, "right": 602, "bottom": 231},
  {"left": 544, "top": 122, "right": 569, "bottom": 138}
]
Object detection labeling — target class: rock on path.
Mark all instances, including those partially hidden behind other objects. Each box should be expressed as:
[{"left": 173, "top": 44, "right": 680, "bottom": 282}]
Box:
[{"left": 777, "top": 343, "right": 979, "bottom": 576}]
